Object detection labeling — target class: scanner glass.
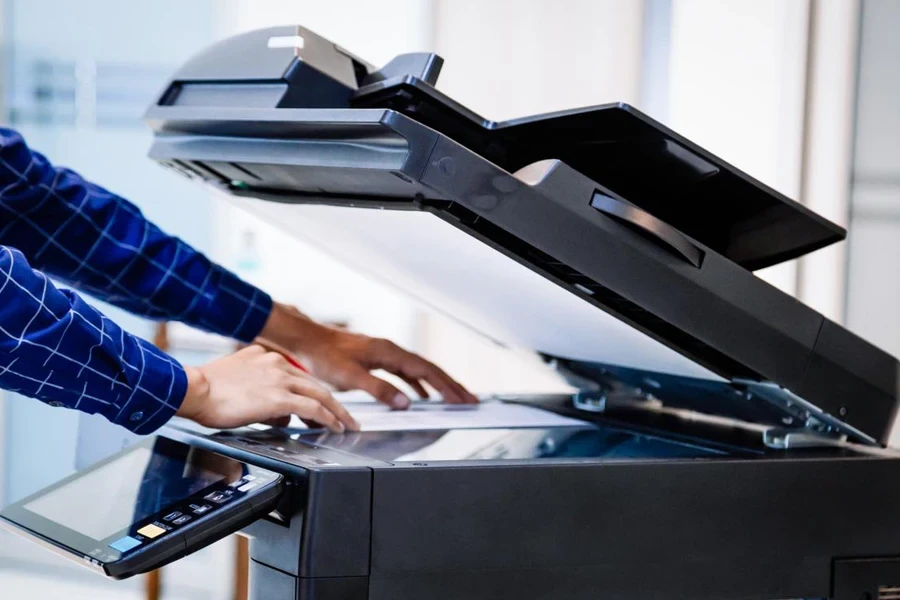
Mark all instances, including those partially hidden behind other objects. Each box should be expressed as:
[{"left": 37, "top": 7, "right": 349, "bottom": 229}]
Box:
[{"left": 298, "top": 425, "right": 730, "bottom": 463}]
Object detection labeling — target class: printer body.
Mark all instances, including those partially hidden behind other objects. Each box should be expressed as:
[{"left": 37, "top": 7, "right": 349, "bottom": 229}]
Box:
[{"left": 7, "top": 25, "right": 900, "bottom": 600}]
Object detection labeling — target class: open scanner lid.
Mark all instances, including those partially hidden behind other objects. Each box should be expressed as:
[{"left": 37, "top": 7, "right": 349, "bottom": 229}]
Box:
[{"left": 144, "top": 26, "right": 899, "bottom": 446}]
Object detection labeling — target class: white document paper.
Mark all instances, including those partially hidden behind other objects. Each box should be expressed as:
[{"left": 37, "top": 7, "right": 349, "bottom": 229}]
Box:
[{"left": 284, "top": 399, "right": 588, "bottom": 431}]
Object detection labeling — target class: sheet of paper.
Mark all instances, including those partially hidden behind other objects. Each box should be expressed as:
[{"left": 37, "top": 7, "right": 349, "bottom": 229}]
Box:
[{"left": 285, "top": 400, "right": 588, "bottom": 431}]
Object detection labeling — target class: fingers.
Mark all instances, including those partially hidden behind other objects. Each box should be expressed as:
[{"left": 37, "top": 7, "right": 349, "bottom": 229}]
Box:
[
  {"left": 344, "top": 362, "right": 412, "bottom": 409},
  {"left": 374, "top": 341, "right": 478, "bottom": 404},
  {"left": 261, "top": 349, "right": 359, "bottom": 432},
  {"left": 279, "top": 395, "right": 345, "bottom": 434},
  {"left": 287, "top": 376, "right": 359, "bottom": 432},
  {"left": 397, "top": 374, "right": 430, "bottom": 399}
]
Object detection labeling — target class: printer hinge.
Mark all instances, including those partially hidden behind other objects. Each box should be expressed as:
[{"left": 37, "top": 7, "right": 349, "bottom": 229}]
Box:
[
  {"left": 572, "top": 388, "right": 853, "bottom": 451},
  {"left": 761, "top": 427, "right": 848, "bottom": 450}
]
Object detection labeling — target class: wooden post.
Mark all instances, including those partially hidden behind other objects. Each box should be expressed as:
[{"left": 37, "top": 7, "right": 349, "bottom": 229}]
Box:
[
  {"left": 145, "top": 568, "right": 162, "bottom": 600},
  {"left": 234, "top": 535, "right": 250, "bottom": 600},
  {"left": 145, "top": 322, "right": 169, "bottom": 600},
  {"left": 233, "top": 334, "right": 250, "bottom": 600}
]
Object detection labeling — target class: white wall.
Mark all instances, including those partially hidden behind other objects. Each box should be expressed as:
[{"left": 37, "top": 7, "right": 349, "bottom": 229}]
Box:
[
  {"left": 846, "top": 0, "right": 900, "bottom": 359},
  {"left": 667, "top": 0, "right": 811, "bottom": 295},
  {"left": 796, "top": 0, "right": 860, "bottom": 322},
  {"left": 433, "top": 0, "right": 644, "bottom": 119},
  {"left": 215, "top": 0, "right": 433, "bottom": 65}
]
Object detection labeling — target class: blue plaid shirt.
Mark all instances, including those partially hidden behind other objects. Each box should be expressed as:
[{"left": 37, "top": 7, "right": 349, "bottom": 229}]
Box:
[{"left": 0, "top": 127, "right": 272, "bottom": 434}]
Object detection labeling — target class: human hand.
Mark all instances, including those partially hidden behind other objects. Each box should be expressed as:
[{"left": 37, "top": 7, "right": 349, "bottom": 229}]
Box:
[
  {"left": 175, "top": 345, "right": 359, "bottom": 432},
  {"left": 258, "top": 303, "right": 478, "bottom": 409}
]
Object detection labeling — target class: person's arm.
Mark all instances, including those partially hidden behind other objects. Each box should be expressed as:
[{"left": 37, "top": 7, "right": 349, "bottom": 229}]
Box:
[
  {"left": 0, "top": 127, "right": 269, "bottom": 343},
  {"left": 0, "top": 246, "right": 357, "bottom": 434},
  {"left": 0, "top": 245, "right": 185, "bottom": 434},
  {"left": 0, "top": 127, "right": 477, "bottom": 407}
]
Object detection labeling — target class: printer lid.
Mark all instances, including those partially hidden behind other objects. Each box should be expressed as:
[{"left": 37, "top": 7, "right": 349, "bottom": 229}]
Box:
[
  {"left": 157, "top": 26, "right": 844, "bottom": 272},
  {"left": 145, "top": 26, "right": 899, "bottom": 447}
]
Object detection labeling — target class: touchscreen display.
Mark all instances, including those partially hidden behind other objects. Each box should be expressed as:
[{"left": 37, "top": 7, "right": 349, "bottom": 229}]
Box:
[
  {"left": 1, "top": 435, "right": 282, "bottom": 577},
  {"left": 299, "top": 425, "right": 727, "bottom": 462},
  {"left": 25, "top": 438, "right": 235, "bottom": 542}
]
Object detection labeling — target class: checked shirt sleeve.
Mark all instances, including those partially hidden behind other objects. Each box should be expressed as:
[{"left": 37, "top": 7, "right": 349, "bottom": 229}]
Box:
[
  {"left": 0, "top": 246, "right": 185, "bottom": 434},
  {"left": 0, "top": 127, "right": 272, "bottom": 343}
]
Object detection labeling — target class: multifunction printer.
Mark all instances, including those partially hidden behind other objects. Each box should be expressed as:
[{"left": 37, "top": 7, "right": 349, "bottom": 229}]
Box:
[{"left": 4, "top": 25, "right": 900, "bottom": 600}]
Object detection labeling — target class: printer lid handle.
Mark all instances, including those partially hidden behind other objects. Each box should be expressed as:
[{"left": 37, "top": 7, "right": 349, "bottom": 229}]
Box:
[{"left": 589, "top": 191, "right": 704, "bottom": 268}]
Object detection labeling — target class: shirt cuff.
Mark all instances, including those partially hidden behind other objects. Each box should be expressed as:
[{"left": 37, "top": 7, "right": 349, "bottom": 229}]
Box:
[
  {"left": 197, "top": 266, "right": 273, "bottom": 343},
  {"left": 111, "top": 339, "right": 189, "bottom": 435}
]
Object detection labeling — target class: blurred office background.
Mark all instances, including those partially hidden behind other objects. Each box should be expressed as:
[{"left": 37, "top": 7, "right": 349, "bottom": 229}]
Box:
[{"left": 0, "top": 0, "right": 897, "bottom": 597}]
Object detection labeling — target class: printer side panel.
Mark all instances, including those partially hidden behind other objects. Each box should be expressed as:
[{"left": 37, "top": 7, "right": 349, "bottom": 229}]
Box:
[
  {"left": 799, "top": 319, "right": 900, "bottom": 444},
  {"left": 246, "top": 468, "right": 372, "bottom": 579},
  {"left": 368, "top": 458, "right": 900, "bottom": 600}
]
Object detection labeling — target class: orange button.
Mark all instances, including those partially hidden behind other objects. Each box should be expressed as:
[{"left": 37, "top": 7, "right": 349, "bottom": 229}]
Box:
[{"left": 137, "top": 524, "right": 167, "bottom": 539}]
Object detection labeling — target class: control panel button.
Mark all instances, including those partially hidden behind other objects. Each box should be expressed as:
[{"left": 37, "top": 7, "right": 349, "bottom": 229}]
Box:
[
  {"left": 189, "top": 503, "right": 212, "bottom": 515},
  {"left": 172, "top": 515, "right": 192, "bottom": 525},
  {"left": 204, "top": 490, "right": 234, "bottom": 504},
  {"left": 137, "top": 524, "right": 167, "bottom": 539},
  {"left": 109, "top": 536, "right": 141, "bottom": 553},
  {"left": 163, "top": 511, "right": 183, "bottom": 522}
]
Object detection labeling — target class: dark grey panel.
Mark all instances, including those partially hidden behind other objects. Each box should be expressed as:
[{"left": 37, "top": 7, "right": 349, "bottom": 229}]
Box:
[{"left": 370, "top": 457, "right": 900, "bottom": 600}]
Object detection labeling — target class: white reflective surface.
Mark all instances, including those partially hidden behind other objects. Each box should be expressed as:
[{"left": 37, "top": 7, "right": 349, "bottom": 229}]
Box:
[{"left": 233, "top": 197, "right": 721, "bottom": 381}]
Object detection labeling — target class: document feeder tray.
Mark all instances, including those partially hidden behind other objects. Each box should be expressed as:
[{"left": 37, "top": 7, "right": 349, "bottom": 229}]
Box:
[{"left": 6, "top": 25, "right": 900, "bottom": 600}]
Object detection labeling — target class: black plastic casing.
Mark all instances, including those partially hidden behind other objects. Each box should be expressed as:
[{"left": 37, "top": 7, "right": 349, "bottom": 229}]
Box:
[{"left": 164, "top": 420, "right": 900, "bottom": 600}]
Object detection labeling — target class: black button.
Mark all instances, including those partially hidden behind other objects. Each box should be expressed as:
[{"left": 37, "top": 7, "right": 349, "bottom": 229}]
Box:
[
  {"left": 189, "top": 503, "right": 212, "bottom": 515},
  {"left": 204, "top": 490, "right": 234, "bottom": 504}
]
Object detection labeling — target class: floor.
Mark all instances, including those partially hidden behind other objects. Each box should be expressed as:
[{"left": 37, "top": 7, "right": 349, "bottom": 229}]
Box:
[
  {"left": 0, "top": 564, "right": 226, "bottom": 600},
  {"left": 0, "top": 568, "right": 144, "bottom": 600},
  {"left": 0, "top": 530, "right": 231, "bottom": 599}
]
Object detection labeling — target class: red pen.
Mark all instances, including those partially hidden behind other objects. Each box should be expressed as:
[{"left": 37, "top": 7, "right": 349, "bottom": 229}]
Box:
[
  {"left": 253, "top": 340, "right": 309, "bottom": 373},
  {"left": 282, "top": 352, "right": 309, "bottom": 373}
]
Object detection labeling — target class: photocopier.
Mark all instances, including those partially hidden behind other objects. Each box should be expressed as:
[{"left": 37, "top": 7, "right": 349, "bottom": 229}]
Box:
[{"left": 4, "top": 25, "right": 900, "bottom": 600}]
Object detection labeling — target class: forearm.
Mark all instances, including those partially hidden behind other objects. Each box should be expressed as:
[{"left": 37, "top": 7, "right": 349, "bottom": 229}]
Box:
[
  {"left": 0, "top": 246, "right": 187, "bottom": 433},
  {"left": 0, "top": 127, "right": 272, "bottom": 341}
]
